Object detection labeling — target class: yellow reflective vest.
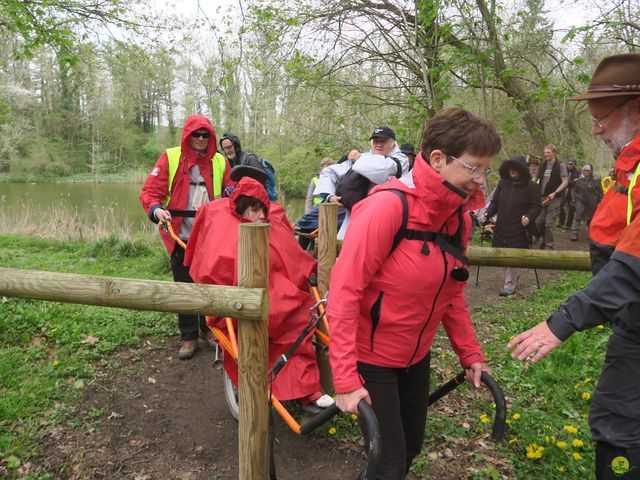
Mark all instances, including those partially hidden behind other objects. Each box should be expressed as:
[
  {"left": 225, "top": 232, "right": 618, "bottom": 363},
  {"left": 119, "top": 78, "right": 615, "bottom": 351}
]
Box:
[{"left": 163, "top": 147, "right": 226, "bottom": 206}]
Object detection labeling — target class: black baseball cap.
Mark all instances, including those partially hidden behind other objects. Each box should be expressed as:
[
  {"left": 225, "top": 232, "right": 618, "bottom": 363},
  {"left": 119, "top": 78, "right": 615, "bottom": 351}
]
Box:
[{"left": 370, "top": 126, "right": 395, "bottom": 140}]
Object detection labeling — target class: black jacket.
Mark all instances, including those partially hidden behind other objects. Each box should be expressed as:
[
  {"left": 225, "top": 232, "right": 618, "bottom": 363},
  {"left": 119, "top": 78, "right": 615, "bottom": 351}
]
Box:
[
  {"left": 220, "top": 133, "right": 261, "bottom": 169},
  {"left": 486, "top": 156, "right": 542, "bottom": 248}
]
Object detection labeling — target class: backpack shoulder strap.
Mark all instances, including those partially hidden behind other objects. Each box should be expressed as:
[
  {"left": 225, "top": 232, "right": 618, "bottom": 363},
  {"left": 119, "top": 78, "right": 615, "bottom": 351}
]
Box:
[{"left": 386, "top": 189, "right": 408, "bottom": 256}]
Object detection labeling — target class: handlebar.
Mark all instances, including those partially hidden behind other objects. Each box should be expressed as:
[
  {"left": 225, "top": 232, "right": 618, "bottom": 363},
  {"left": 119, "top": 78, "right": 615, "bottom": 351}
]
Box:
[
  {"left": 428, "top": 371, "right": 506, "bottom": 442},
  {"left": 299, "top": 400, "right": 380, "bottom": 480}
]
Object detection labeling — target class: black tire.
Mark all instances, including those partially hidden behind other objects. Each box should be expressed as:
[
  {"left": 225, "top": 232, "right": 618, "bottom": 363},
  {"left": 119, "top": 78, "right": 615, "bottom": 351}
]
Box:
[{"left": 223, "top": 369, "right": 239, "bottom": 420}]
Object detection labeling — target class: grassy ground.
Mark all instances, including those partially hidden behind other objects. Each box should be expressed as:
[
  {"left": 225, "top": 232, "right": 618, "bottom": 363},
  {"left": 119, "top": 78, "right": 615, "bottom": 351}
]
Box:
[
  {"left": 1, "top": 234, "right": 605, "bottom": 479},
  {"left": 0, "top": 234, "right": 174, "bottom": 477}
]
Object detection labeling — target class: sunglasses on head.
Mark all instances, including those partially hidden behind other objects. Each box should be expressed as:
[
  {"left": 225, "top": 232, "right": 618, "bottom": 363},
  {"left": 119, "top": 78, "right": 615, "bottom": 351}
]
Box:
[{"left": 191, "top": 131, "right": 210, "bottom": 139}]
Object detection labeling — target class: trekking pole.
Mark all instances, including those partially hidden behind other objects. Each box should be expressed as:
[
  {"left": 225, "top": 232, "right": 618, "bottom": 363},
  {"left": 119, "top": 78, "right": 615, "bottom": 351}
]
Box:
[{"left": 475, "top": 223, "right": 484, "bottom": 286}]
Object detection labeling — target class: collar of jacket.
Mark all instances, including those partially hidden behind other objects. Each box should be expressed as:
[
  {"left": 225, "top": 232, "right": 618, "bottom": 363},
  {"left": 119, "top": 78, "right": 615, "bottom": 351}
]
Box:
[{"left": 615, "top": 133, "right": 640, "bottom": 173}]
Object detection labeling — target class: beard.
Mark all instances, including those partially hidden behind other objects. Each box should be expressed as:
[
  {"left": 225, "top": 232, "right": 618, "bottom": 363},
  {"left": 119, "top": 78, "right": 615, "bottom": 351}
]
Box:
[{"left": 605, "top": 115, "right": 640, "bottom": 158}]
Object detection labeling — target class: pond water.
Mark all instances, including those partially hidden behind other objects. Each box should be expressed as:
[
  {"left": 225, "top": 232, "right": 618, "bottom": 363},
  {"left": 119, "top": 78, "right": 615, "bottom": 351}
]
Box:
[{"left": 0, "top": 183, "right": 307, "bottom": 235}]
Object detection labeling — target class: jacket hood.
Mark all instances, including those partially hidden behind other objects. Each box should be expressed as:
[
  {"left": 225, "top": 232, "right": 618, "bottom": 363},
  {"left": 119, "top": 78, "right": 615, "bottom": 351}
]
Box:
[
  {"left": 180, "top": 114, "right": 217, "bottom": 159},
  {"left": 499, "top": 155, "right": 531, "bottom": 181},
  {"left": 229, "top": 177, "right": 270, "bottom": 220},
  {"left": 220, "top": 132, "right": 242, "bottom": 154}
]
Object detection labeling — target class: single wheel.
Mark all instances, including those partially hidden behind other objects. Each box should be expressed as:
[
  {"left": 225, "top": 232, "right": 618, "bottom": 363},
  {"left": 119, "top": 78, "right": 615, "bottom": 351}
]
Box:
[{"left": 222, "top": 369, "right": 239, "bottom": 420}]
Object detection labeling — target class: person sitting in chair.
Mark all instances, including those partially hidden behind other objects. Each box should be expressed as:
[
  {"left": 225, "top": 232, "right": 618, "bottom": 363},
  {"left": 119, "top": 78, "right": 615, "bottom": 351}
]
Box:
[{"left": 184, "top": 169, "right": 333, "bottom": 407}]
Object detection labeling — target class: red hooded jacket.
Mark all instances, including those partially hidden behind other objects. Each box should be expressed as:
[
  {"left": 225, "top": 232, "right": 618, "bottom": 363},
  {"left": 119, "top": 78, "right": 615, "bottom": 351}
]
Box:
[
  {"left": 327, "top": 154, "right": 487, "bottom": 394},
  {"left": 139, "top": 114, "right": 232, "bottom": 253},
  {"left": 183, "top": 178, "right": 322, "bottom": 401}
]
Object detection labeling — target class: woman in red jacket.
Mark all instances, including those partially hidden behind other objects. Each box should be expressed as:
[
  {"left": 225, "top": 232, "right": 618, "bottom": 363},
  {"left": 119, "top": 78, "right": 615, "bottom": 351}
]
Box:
[{"left": 327, "top": 108, "right": 501, "bottom": 479}]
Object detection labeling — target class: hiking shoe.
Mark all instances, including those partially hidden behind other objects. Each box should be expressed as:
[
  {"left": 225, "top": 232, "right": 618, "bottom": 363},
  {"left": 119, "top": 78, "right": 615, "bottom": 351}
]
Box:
[
  {"left": 499, "top": 288, "right": 515, "bottom": 297},
  {"left": 178, "top": 340, "right": 199, "bottom": 360}
]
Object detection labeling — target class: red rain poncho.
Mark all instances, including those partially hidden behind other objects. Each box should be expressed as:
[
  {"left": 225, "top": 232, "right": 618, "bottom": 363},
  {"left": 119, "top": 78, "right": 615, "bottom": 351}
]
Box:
[{"left": 184, "top": 177, "right": 322, "bottom": 401}]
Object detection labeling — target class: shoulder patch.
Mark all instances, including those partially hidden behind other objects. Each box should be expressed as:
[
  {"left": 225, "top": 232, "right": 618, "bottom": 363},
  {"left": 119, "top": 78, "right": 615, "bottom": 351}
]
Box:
[{"left": 151, "top": 167, "right": 160, "bottom": 176}]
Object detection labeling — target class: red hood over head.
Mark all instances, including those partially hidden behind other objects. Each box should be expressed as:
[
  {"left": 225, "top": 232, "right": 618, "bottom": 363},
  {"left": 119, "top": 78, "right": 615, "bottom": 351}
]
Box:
[
  {"left": 180, "top": 114, "right": 217, "bottom": 159},
  {"left": 230, "top": 177, "right": 270, "bottom": 220}
]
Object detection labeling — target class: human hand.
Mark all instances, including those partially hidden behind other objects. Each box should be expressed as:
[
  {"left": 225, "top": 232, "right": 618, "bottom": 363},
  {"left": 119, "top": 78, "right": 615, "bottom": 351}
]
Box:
[
  {"left": 507, "top": 321, "right": 562, "bottom": 363},
  {"left": 348, "top": 149, "right": 361, "bottom": 161},
  {"left": 154, "top": 208, "right": 172, "bottom": 223},
  {"left": 335, "top": 388, "right": 371, "bottom": 414},
  {"left": 465, "top": 362, "right": 491, "bottom": 388},
  {"left": 521, "top": 215, "right": 529, "bottom": 226}
]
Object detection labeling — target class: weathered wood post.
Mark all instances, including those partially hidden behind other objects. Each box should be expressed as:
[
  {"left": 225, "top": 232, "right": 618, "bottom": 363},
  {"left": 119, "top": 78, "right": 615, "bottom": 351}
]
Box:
[
  {"left": 316, "top": 203, "right": 338, "bottom": 392},
  {"left": 237, "top": 223, "right": 270, "bottom": 480}
]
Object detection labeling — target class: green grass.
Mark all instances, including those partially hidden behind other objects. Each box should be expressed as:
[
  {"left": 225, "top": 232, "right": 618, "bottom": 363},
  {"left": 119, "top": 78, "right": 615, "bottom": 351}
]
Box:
[
  {"left": 422, "top": 271, "right": 604, "bottom": 479},
  {"left": 0, "top": 234, "right": 608, "bottom": 478},
  {"left": 0, "top": 234, "right": 174, "bottom": 476}
]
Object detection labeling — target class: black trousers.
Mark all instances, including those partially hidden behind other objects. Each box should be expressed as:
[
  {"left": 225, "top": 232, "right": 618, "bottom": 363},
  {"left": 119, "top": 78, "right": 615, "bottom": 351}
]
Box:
[
  {"left": 357, "top": 353, "right": 431, "bottom": 480},
  {"left": 170, "top": 244, "right": 206, "bottom": 341},
  {"left": 596, "top": 442, "right": 640, "bottom": 479}
]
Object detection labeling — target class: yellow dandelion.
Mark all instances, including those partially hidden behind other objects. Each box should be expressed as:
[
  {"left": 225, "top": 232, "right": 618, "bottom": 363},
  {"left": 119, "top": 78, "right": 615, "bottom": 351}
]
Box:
[
  {"left": 596, "top": 325, "right": 604, "bottom": 330},
  {"left": 506, "top": 419, "right": 511, "bottom": 425},
  {"left": 525, "top": 443, "right": 544, "bottom": 459},
  {"left": 328, "top": 427, "right": 337, "bottom": 435},
  {"left": 545, "top": 436, "right": 550, "bottom": 443},
  {"left": 512, "top": 413, "right": 521, "bottom": 420},
  {"left": 582, "top": 392, "right": 592, "bottom": 400},
  {"left": 557, "top": 466, "right": 566, "bottom": 472},
  {"left": 351, "top": 414, "right": 358, "bottom": 421},
  {"left": 52, "top": 360, "right": 60, "bottom": 367},
  {"left": 557, "top": 441, "right": 567, "bottom": 449},
  {"left": 564, "top": 425, "right": 578, "bottom": 434},
  {"left": 572, "top": 439, "right": 584, "bottom": 448},
  {"left": 584, "top": 377, "right": 592, "bottom": 383},
  {"left": 573, "top": 452, "right": 582, "bottom": 460},
  {"left": 480, "top": 414, "right": 490, "bottom": 424}
]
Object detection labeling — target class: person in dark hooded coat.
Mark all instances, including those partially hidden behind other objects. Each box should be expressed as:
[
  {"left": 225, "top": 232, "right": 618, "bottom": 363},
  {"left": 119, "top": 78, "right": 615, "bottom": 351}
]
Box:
[
  {"left": 219, "top": 132, "right": 262, "bottom": 169},
  {"left": 483, "top": 155, "right": 541, "bottom": 296}
]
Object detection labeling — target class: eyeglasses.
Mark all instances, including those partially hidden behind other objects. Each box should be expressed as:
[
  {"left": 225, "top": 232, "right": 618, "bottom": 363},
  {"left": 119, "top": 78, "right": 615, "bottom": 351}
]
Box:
[
  {"left": 448, "top": 155, "right": 492, "bottom": 178},
  {"left": 191, "top": 131, "right": 210, "bottom": 139},
  {"left": 591, "top": 97, "right": 633, "bottom": 128}
]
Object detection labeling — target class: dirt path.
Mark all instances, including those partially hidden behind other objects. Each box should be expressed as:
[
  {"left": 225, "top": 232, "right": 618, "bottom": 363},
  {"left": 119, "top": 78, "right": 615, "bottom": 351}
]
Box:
[{"left": 37, "top": 229, "right": 589, "bottom": 479}]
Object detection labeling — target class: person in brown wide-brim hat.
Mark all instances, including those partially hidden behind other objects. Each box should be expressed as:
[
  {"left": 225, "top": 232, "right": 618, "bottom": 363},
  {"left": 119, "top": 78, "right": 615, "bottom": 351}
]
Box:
[
  {"left": 569, "top": 53, "right": 640, "bottom": 100},
  {"left": 509, "top": 52, "right": 640, "bottom": 480}
]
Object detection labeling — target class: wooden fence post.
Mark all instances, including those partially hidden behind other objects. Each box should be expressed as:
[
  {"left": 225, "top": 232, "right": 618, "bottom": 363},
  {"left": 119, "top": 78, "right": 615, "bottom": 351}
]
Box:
[
  {"left": 316, "top": 203, "right": 338, "bottom": 392},
  {"left": 237, "top": 223, "right": 270, "bottom": 480}
]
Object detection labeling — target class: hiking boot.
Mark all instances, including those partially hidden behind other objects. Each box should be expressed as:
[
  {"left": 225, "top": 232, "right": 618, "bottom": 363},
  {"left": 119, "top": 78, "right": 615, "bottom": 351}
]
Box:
[
  {"left": 499, "top": 288, "right": 515, "bottom": 297},
  {"left": 199, "top": 331, "right": 217, "bottom": 349},
  {"left": 178, "top": 340, "right": 199, "bottom": 360}
]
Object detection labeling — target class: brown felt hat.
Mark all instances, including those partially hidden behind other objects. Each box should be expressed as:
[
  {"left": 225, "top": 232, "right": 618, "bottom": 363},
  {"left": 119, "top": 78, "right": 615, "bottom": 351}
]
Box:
[{"left": 569, "top": 53, "right": 640, "bottom": 101}]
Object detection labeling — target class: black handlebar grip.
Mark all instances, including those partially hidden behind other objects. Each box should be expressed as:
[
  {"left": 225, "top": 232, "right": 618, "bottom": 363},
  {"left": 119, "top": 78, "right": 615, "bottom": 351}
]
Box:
[
  {"left": 428, "top": 371, "right": 507, "bottom": 443},
  {"left": 480, "top": 371, "right": 507, "bottom": 442},
  {"left": 357, "top": 400, "right": 381, "bottom": 480},
  {"left": 299, "top": 404, "right": 340, "bottom": 435}
]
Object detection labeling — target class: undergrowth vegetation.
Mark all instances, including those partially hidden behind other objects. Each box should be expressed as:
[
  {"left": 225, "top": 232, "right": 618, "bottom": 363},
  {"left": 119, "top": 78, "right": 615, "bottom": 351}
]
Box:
[{"left": 0, "top": 234, "right": 173, "bottom": 476}]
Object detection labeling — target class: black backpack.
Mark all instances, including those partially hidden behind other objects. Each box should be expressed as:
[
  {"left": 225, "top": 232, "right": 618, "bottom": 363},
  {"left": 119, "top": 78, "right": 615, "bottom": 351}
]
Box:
[{"left": 335, "top": 169, "right": 373, "bottom": 210}]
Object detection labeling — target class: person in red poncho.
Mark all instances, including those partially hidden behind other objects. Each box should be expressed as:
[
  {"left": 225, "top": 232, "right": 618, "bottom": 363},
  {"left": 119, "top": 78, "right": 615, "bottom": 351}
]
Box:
[
  {"left": 140, "top": 114, "right": 232, "bottom": 360},
  {"left": 184, "top": 174, "right": 333, "bottom": 406}
]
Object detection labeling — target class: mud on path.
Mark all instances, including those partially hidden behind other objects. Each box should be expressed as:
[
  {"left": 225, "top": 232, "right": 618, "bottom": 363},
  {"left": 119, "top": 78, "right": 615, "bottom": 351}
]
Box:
[{"left": 36, "top": 230, "right": 589, "bottom": 480}]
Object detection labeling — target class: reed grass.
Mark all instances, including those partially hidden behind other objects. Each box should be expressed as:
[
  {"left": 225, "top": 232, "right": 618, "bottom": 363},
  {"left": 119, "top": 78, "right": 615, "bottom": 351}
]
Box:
[{"left": 0, "top": 203, "right": 158, "bottom": 242}]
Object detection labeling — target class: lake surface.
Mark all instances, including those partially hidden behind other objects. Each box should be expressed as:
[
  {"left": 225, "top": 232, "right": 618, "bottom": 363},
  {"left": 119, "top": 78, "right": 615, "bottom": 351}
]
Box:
[{"left": 1, "top": 183, "right": 307, "bottom": 234}]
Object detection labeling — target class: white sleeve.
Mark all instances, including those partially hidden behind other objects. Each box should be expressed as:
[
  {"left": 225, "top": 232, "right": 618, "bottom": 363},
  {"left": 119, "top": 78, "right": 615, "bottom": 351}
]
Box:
[{"left": 353, "top": 148, "right": 409, "bottom": 185}]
